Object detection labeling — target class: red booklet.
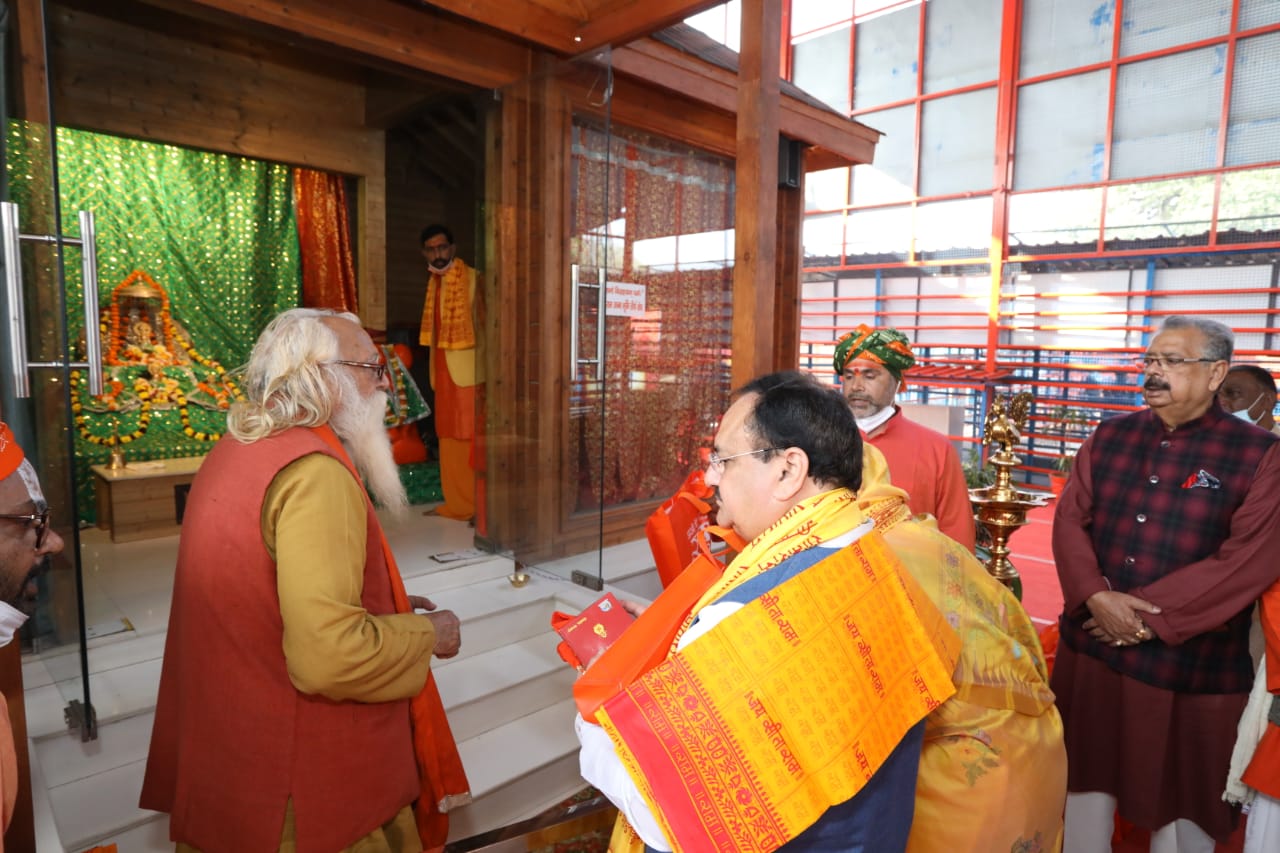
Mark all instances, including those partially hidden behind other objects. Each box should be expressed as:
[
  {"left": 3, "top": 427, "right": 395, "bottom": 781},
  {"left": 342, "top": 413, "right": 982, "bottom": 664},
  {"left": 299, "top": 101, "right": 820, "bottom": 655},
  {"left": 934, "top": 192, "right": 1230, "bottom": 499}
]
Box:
[{"left": 555, "top": 593, "right": 635, "bottom": 668}]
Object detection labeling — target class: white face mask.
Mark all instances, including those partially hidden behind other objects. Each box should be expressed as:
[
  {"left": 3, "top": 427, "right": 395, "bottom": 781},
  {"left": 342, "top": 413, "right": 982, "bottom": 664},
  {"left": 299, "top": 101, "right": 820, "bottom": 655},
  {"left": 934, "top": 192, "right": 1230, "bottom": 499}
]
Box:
[{"left": 1231, "top": 392, "right": 1265, "bottom": 424}]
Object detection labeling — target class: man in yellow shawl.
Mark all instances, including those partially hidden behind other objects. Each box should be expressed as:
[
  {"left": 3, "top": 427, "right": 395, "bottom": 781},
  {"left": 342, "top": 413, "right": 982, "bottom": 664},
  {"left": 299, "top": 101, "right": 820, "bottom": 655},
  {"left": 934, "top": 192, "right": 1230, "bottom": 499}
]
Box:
[
  {"left": 576, "top": 372, "right": 964, "bottom": 852},
  {"left": 418, "top": 224, "right": 479, "bottom": 521},
  {"left": 575, "top": 371, "right": 1066, "bottom": 852}
]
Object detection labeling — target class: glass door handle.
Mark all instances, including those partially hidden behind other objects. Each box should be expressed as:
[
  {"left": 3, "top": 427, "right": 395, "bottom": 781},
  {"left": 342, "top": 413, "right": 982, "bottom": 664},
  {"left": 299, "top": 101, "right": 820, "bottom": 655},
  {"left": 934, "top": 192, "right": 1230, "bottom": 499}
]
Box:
[{"left": 0, "top": 203, "right": 104, "bottom": 397}]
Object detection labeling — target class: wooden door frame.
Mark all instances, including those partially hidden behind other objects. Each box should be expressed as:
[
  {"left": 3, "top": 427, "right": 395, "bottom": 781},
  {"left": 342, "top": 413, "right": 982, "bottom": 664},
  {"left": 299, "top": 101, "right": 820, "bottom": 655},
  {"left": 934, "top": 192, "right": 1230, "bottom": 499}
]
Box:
[{"left": 482, "top": 64, "right": 806, "bottom": 562}]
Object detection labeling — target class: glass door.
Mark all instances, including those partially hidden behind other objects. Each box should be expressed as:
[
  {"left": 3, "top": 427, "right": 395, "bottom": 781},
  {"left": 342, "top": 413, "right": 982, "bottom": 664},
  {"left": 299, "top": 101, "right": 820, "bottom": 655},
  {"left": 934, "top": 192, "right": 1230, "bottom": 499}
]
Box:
[
  {"left": 480, "top": 50, "right": 616, "bottom": 585},
  {"left": 1, "top": 0, "right": 98, "bottom": 739},
  {"left": 480, "top": 49, "right": 737, "bottom": 589}
]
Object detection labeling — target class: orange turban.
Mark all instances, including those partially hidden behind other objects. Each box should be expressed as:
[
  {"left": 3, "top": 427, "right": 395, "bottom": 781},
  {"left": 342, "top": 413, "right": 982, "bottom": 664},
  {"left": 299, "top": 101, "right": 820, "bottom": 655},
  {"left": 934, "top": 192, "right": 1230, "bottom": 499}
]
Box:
[{"left": 0, "top": 422, "right": 25, "bottom": 480}]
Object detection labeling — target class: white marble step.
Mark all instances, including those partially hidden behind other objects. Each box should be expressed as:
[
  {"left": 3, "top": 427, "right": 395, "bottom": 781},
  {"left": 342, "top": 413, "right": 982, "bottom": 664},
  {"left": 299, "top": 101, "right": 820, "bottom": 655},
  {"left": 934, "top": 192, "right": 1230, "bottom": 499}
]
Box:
[
  {"left": 446, "top": 698, "right": 586, "bottom": 843},
  {"left": 436, "top": 634, "right": 577, "bottom": 742},
  {"left": 35, "top": 585, "right": 589, "bottom": 852}
]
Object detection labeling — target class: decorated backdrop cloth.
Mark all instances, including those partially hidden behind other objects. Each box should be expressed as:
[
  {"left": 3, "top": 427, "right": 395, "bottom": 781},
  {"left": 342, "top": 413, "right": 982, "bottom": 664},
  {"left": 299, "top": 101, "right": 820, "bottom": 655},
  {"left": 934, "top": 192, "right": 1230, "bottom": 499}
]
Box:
[
  {"left": 293, "top": 168, "right": 358, "bottom": 313},
  {"left": 5, "top": 121, "right": 302, "bottom": 520},
  {"left": 857, "top": 444, "right": 1067, "bottom": 853},
  {"left": 592, "top": 489, "right": 962, "bottom": 853},
  {"left": 570, "top": 121, "right": 734, "bottom": 512}
]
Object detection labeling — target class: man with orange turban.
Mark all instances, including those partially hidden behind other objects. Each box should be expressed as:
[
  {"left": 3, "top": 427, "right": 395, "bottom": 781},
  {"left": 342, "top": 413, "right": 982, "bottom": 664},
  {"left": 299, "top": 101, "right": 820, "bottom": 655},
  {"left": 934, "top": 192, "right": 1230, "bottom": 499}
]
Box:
[
  {"left": 419, "top": 224, "right": 480, "bottom": 522},
  {"left": 0, "top": 421, "right": 66, "bottom": 837},
  {"left": 834, "top": 324, "right": 975, "bottom": 551}
]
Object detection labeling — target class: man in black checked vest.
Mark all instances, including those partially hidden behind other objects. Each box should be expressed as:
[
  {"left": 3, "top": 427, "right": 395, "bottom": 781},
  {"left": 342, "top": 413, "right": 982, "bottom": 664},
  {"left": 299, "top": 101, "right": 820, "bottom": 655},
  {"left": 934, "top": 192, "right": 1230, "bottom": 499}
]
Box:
[{"left": 1052, "top": 315, "right": 1280, "bottom": 853}]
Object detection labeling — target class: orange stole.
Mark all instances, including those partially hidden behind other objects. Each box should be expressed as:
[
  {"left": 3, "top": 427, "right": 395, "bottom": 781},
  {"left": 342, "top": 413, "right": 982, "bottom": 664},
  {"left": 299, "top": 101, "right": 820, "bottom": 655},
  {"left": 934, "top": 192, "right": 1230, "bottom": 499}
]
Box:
[
  {"left": 597, "top": 532, "right": 960, "bottom": 853},
  {"left": 575, "top": 526, "right": 744, "bottom": 724},
  {"left": 312, "top": 426, "right": 471, "bottom": 847}
]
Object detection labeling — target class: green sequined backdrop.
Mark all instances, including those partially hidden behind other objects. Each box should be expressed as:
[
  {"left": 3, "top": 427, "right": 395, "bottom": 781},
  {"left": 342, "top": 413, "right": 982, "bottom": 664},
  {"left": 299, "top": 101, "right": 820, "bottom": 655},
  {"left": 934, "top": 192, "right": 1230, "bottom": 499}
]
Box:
[{"left": 5, "top": 122, "right": 301, "bottom": 520}]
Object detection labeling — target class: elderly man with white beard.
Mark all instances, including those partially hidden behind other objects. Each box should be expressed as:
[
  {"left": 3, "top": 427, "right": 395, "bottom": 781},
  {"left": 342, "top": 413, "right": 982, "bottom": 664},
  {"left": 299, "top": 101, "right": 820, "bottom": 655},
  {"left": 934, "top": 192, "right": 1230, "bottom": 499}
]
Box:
[{"left": 141, "top": 309, "right": 469, "bottom": 853}]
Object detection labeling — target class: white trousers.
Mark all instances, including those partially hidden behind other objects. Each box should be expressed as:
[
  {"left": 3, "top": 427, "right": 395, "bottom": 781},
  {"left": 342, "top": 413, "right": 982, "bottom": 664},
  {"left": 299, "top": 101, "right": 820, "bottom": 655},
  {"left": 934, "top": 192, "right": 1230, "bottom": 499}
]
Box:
[
  {"left": 1064, "top": 791, "right": 1215, "bottom": 853},
  {"left": 1245, "top": 793, "right": 1280, "bottom": 853}
]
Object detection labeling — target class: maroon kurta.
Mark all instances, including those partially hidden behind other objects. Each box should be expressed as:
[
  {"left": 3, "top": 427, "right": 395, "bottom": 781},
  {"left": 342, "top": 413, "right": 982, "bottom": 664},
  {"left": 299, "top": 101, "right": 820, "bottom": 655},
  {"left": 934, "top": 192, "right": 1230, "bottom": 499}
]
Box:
[{"left": 1052, "top": 416, "right": 1280, "bottom": 840}]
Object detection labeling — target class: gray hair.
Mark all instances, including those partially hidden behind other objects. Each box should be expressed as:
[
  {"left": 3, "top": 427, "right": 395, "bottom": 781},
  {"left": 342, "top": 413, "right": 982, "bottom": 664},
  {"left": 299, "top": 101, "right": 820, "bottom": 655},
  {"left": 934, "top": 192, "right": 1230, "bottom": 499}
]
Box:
[
  {"left": 226, "top": 308, "right": 361, "bottom": 442},
  {"left": 1158, "top": 316, "right": 1234, "bottom": 363}
]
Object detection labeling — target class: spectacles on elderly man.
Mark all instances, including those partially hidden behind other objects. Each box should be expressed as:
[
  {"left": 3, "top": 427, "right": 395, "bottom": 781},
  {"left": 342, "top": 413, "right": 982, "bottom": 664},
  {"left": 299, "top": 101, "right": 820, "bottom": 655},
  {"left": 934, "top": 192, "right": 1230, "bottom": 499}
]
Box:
[
  {"left": 0, "top": 508, "right": 50, "bottom": 549},
  {"left": 707, "top": 447, "right": 779, "bottom": 472},
  {"left": 1133, "top": 355, "right": 1219, "bottom": 370},
  {"left": 328, "top": 360, "right": 389, "bottom": 382}
]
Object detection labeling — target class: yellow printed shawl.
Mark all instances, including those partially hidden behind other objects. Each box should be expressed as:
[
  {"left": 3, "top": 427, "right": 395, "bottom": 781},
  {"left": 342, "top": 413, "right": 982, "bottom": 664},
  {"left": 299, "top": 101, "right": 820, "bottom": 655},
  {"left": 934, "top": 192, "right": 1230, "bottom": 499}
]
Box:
[
  {"left": 419, "top": 259, "right": 476, "bottom": 350},
  {"left": 597, "top": 488, "right": 962, "bottom": 853}
]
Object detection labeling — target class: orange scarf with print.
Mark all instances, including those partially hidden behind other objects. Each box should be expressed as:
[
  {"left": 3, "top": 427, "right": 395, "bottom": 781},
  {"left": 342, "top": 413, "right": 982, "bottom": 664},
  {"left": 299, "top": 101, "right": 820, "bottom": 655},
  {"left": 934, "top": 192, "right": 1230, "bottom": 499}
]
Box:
[
  {"left": 420, "top": 259, "right": 476, "bottom": 350},
  {"left": 313, "top": 426, "right": 471, "bottom": 849}
]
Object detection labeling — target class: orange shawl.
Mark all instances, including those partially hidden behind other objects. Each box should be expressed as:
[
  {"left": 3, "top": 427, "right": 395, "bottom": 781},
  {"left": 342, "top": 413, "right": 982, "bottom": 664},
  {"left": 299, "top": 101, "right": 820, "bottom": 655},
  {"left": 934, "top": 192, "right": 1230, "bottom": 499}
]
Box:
[
  {"left": 420, "top": 260, "right": 476, "bottom": 350},
  {"left": 314, "top": 426, "right": 471, "bottom": 848}
]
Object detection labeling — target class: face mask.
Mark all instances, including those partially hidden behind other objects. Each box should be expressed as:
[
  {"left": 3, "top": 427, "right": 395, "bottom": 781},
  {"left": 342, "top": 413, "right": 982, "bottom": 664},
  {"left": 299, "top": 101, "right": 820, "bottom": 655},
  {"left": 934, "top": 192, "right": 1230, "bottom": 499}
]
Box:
[{"left": 1231, "top": 392, "right": 1265, "bottom": 425}]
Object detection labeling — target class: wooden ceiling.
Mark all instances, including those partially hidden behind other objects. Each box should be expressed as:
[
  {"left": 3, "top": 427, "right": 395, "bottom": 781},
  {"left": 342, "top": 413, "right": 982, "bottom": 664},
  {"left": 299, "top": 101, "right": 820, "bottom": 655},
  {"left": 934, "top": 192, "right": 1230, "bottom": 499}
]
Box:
[{"left": 417, "top": 0, "right": 727, "bottom": 54}]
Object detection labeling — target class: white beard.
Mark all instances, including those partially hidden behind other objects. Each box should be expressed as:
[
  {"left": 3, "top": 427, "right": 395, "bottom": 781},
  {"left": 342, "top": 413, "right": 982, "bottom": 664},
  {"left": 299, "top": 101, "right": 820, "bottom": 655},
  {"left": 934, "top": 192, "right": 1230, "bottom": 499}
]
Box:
[{"left": 331, "top": 375, "right": 409, "bottom": 517}]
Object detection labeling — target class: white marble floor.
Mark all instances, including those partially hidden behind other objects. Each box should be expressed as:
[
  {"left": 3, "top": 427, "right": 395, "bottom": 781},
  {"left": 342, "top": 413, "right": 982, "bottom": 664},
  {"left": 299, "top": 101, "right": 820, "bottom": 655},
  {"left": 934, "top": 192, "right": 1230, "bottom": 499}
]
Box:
[{"left": 21, "top": 504, "right": 657, "bottom": 852}]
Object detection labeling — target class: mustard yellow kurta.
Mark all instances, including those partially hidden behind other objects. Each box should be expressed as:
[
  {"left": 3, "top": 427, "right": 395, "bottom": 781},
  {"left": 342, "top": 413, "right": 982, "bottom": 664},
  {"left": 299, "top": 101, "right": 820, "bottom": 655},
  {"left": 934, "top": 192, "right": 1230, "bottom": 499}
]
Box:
[{"left": 178, "top": 453, "right": 436, "bottom": 853}]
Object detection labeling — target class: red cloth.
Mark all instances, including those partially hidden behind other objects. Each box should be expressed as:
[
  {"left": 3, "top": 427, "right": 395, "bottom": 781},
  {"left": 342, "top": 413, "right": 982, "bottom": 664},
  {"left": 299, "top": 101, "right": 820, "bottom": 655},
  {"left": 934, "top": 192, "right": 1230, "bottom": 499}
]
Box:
[
  {"left": 293, "top": 168, "right": 358, "bottom": 313},
  {"left": 863, "top": 409, "right": 975, "bottom": 552},
  {"left": 0, "top": 422, "right": 24, "bottom": 480},
  {"left": 140, "top": 429, "right": 419, "bottom": 852},
  {"left": 1242, "top": 580, "right": 1280, "bottom": 799}
]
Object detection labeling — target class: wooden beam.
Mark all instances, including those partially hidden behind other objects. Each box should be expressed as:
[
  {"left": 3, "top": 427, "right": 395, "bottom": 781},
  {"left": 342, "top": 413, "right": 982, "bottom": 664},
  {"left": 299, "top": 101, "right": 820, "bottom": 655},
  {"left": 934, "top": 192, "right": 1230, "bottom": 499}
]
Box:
[
  {"left": 135, "top": 0, "right": 534, "bottom": 89},
  {"left": 12, "top": 0, "right": 51, "bottom": 122},
  {"left": 612, "top": 39, "right": 879, "bottom": 167},
  {"left": 573, "top": 0, "right": 723, "bottom": 52},
  {"left": 731, "top": 0, "right": 781, "bottom": 387},
  {"left": 415, "top": 0, "right": 580, "bottom": 52}
]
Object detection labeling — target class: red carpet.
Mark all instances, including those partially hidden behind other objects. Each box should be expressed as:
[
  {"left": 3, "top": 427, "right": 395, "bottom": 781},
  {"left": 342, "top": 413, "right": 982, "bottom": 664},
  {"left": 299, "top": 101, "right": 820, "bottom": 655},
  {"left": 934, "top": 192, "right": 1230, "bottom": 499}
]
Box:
[{"left": 1004, "top": 500, "right": 1247, "bottom": 853}]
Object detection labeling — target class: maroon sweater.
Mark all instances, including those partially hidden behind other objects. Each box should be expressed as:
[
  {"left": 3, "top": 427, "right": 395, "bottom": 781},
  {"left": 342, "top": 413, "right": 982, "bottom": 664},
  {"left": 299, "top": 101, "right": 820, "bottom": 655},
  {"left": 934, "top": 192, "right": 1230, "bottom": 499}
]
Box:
[{"left": 1055, "top": 404, "right": 1280, "bottom": 693}]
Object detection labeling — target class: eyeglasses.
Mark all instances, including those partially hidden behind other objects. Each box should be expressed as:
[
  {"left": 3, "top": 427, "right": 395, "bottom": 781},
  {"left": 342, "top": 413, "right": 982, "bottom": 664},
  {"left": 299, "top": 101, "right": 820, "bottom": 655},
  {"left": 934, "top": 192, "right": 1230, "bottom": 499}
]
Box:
[
  {"left": 707, "top": 447, "right": 779, "bottom": 472},
  {"left": 1133, "top": 355, "right": 1219, "bottom": 370},
  {"left": 328, "top": 360, "right": 389, "bottom": 381},
  {"left": 0, "top": 509, "right": 50, "bottom": 549}
]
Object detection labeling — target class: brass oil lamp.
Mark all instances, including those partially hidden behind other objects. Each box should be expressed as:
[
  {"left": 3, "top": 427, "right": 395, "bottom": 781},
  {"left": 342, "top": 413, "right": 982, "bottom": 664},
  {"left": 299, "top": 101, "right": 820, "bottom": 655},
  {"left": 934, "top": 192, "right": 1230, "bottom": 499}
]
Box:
[{"left": 969, "top": 391, "right": 1050, "bottom": 589}]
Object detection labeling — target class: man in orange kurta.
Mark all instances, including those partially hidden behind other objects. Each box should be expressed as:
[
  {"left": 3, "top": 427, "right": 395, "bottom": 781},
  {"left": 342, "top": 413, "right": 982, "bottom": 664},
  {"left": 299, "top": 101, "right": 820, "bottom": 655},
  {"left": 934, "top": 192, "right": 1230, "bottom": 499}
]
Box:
[
  {"left": 834, "top": 325, "right": 976, "bottom": 552},
  {"left": 0, "top": 421, "right": 67, "bottom": 848},
  {"left": 418, "top": 225, "right": 479, "bottom": 521}
]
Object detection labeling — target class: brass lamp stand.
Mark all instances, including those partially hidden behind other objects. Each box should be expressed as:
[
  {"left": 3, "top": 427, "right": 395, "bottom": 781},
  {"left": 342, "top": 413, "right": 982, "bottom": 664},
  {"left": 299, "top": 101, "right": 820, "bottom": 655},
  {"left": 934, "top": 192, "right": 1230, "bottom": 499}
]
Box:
[
  {"left": 968, "top": 391, "right": 1050, "bottom": 589},
  {"left": 107, "top": 419, "right": 128, "bottom": 471}
]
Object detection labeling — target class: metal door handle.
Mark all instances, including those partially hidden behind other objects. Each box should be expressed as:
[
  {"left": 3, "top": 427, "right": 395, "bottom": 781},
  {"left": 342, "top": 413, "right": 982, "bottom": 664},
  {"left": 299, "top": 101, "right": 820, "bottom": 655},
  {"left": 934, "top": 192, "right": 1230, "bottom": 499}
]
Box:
[
  {"left": 596, "top": 268, "right": 606, "bottom": 381},
  {"left": 1, "top": 202, "right": 31, "bottom": 398},
  {"left": 569, "top": 263, "right": 580, "bottom": 374},
  {"left": 1, "top": 202, "right": 103, "bottom": 397},
  {"left": 78, "top": 211, "right": 104, "bottom": 396}
]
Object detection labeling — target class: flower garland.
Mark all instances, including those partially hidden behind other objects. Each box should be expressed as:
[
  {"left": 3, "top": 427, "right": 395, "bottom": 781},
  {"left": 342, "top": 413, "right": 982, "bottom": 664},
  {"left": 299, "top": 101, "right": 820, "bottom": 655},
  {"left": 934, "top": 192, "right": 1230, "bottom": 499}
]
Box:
[{"left": 70, "top": 370, "right": 151, "bottom": 446}]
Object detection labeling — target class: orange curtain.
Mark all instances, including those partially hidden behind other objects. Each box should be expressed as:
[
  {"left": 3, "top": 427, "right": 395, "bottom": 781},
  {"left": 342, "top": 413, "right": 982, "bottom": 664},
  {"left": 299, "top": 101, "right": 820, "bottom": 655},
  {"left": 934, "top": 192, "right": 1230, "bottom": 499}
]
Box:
[{"left": 293, "top": 168, "right": 358, "bottom": 313}]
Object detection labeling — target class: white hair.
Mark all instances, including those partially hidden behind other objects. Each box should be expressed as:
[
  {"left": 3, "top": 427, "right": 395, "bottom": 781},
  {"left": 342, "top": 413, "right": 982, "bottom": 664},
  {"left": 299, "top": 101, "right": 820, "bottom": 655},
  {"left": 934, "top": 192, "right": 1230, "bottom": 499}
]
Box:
[{"left": 227, "top": 308, "right": 361, "bottom": 442}]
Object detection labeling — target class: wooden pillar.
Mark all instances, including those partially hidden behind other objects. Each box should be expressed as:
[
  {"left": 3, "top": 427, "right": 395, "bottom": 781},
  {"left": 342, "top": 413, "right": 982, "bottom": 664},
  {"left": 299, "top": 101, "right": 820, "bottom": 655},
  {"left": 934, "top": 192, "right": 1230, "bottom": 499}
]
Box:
[
  {"left": 774, "top": 152, "right": 805, "bottom": 368},
  {"left": 3, "top": 2, "right": 47, "bottom": 849},
  {"left": 731, "top": 0, "right": 782, "bottom": 388}
]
